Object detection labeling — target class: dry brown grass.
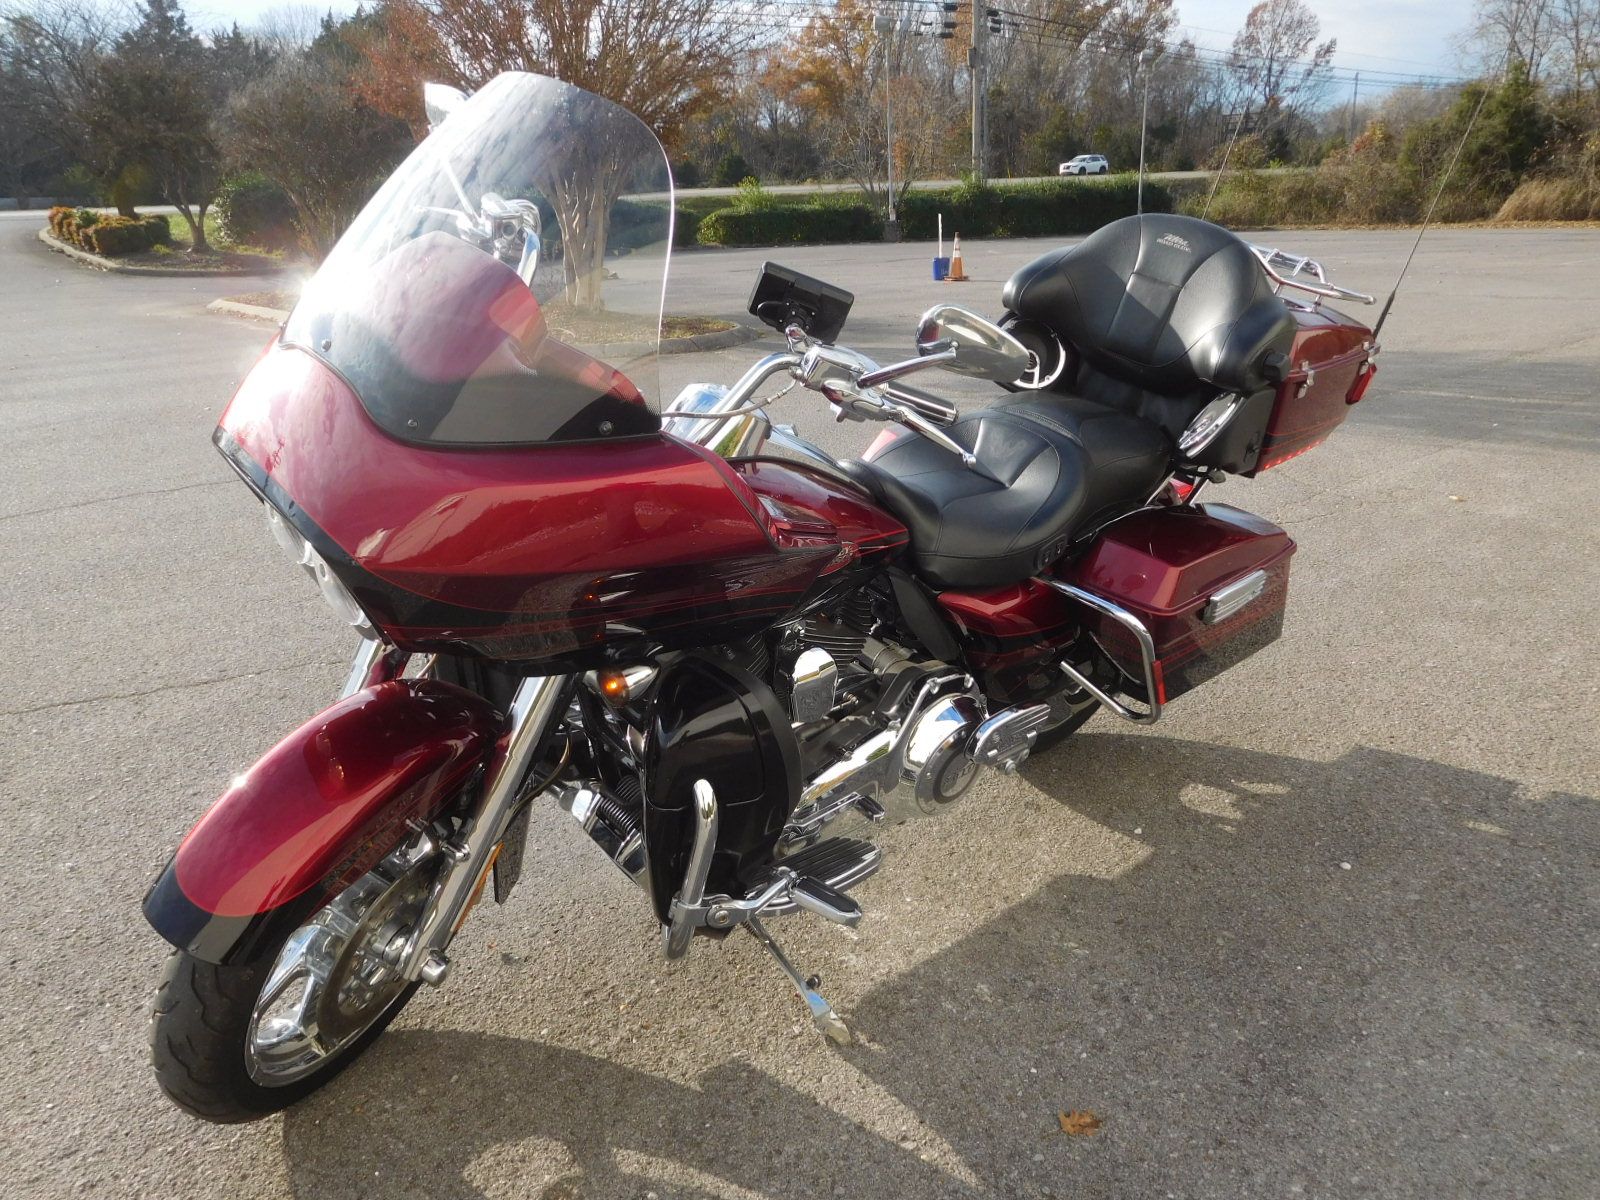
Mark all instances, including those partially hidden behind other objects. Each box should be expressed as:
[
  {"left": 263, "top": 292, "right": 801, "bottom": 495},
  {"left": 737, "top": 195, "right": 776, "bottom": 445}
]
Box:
[{"left": 1496, "top": 176, "right": 1600, "bottom": 221}]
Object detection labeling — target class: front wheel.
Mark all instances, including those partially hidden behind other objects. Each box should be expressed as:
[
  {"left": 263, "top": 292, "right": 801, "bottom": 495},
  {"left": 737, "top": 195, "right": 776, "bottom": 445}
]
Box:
[{"left": 149, "top": 849, "right": 437, "bottom": 1122}]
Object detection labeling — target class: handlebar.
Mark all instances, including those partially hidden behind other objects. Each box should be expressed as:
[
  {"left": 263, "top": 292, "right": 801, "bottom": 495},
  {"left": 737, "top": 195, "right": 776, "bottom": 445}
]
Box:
[
  {"left": 882, "top": 381, "right": 959, "bottom": 426},
  {"left": 662, "top": 338, "right": 975, "bottom": 471}
]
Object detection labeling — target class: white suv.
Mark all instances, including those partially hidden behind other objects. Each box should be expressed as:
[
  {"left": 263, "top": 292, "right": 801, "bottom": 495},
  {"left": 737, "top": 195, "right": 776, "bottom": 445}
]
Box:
[{"left": 1058, "top": 154, "right": 1110, "bottom": 176}]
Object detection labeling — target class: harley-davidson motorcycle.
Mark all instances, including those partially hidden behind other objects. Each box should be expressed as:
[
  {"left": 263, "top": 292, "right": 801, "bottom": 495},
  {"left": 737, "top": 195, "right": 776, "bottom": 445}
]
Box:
[{"left": 144, "top": 73, "right": 1380, "bottom": 1121}]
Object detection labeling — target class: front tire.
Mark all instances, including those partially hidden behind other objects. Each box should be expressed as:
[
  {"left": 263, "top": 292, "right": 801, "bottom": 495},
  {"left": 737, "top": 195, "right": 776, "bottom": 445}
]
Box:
[
  {"left": 149, "top": 949, "right": 420, "bottom": 1123},
  {"left": 149, "top": 848, "right": 437, "bottom": 1122}
]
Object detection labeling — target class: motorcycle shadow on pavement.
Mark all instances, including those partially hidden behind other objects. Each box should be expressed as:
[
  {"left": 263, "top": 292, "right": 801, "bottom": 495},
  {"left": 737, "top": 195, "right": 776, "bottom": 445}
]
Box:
[{"left": 278, "top": 733, "right": 1597, "bottom": 1200}]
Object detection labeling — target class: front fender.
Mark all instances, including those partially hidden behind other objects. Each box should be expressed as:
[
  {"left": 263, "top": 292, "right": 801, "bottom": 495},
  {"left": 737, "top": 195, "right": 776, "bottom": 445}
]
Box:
[{"left": 144, "top": 678, "right": 501, "bottom": 965}]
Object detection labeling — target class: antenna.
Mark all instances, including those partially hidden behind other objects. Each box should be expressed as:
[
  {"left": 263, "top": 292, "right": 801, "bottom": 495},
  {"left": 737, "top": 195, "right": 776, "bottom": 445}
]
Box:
[
  {"left": 1201, "top": 105, "right": 1249, "bottom": 219},
  {"left": 1202, "top": 0, "right": 1286, "bottom": 221},
  {"left": 1136, "top": 47, "right": 1161, "bottom": 214},
  {"left": 1373, "top": 0, "right": 1530, "bottom": 337}
]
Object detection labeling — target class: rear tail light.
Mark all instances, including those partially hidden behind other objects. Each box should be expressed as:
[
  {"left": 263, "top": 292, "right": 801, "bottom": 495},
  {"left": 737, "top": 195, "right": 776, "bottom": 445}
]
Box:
[{"left": 1346, "top": 361, "right": 1377, "bottom": 406}]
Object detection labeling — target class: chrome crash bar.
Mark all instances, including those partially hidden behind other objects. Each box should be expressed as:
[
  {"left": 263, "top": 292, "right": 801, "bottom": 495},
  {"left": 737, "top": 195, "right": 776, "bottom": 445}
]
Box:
[
  {"left": 1250, "top": 244, "right": 1375, "bottom": 306},
  {"left": 1036, "top": 578, "right": 1163, "bottom": 725}
]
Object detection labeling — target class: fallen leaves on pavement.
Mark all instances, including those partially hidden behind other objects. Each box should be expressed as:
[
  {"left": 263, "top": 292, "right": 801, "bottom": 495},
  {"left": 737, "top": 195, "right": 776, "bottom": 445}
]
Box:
[{"left": 1058, "top": 1109, "right": 1102, "bottom": 1136}]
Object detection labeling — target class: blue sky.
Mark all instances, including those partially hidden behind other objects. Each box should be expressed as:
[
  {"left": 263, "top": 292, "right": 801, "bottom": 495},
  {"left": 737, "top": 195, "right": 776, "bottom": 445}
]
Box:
[
  {"left": 1174, "top": 0, "right": 1473, "bottom": 82},
  {"left": 185, "top": 0, "right": 1476, "bottom": 88}
]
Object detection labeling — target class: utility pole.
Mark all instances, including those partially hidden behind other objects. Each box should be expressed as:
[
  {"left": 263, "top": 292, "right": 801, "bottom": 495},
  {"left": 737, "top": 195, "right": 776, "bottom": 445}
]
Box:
[
  {"left": 1137, "top": 51, "right": 1155, "bottom": 214},
  {"left": 1346, "top": 71, "right": 1360, "bottom": 142},
  {"left": 875, "top": 11, "right": 899, "bottom": 238},
  {"left": 969, "top": 3, "right": 987, "bottom": 179}
]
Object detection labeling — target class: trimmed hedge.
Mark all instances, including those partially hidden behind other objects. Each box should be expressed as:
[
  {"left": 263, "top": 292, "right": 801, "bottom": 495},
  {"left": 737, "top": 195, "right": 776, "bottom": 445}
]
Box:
[
  {"left": 215, "top": 172, "right": 298, "bottom": 251},
  {"left": 697, "top": 203, "right": 883, "bottom": 246},
  {"left": 47, "top": 206, "right": 170, "bottom": 255},
  {"left": 609, "top": 198, "right": 701, "bottom": 251},
  {"left": 80, "top": 214, "right": 171, "bottom": 256},
  {"left": 897, "top": 176, "right": 1171, "bottom": 240},
  {"left": 684, "top": 177, "right": 1168, "bottom": 248}
]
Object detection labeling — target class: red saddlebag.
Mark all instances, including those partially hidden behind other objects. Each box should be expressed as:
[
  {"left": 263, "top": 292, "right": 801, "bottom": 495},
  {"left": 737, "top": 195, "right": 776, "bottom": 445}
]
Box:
[{"left": 1058, "top": 503, "right": 1295, "bottom": 703}]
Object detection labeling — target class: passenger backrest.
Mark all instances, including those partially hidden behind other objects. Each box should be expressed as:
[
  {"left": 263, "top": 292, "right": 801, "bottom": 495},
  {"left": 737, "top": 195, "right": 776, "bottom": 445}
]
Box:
[{"left": 1002, "top": 214, "right": 1295, "bottom": 398}]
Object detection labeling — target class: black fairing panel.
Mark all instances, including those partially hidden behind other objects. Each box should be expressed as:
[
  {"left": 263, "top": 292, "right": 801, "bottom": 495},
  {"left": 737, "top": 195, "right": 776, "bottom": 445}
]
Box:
[
  {"left": 1002, "top": 214, "right": 1295, "bottom": 399},
  {"left": 642, "top": 655, "right": 802, "bottom": 923}
]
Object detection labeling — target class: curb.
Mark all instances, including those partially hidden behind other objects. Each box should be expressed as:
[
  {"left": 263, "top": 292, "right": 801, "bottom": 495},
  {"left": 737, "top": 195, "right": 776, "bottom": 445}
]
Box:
[
  {"left": 206, "top": 298, "right": 289, "bottom": 323},
  {"left": 206, "top": 295, "right": 762, "bottom": 355},
  {"left": 38, "top": 227, "right": 286, "bottom": 277}
]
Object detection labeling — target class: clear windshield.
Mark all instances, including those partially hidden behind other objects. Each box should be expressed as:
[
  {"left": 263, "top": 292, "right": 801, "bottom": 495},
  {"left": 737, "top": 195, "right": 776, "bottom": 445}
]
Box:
[{"left": 283, "top": 72, "right": 673, "bottom": 446}]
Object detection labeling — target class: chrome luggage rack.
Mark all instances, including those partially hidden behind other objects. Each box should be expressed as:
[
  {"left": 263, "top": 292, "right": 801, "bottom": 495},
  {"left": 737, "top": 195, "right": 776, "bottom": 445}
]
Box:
[{"left": 1250, "top": 244, "right": 1375, "bottom": 307}]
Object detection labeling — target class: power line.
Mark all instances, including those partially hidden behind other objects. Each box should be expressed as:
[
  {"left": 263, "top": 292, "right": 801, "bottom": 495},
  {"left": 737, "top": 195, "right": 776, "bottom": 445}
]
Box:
[{"left": 717, "top": 1, "right": 1469, "bottom": 90}]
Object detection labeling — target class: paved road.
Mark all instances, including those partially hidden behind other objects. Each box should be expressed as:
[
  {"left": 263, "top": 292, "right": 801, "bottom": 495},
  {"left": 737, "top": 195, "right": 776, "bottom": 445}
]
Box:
[
  {"left": 2, "top": 218, "right": 1597, "bottom": 1200},
  {"left": 0, "top": 169, "right": 1244, "bottom": 216}
]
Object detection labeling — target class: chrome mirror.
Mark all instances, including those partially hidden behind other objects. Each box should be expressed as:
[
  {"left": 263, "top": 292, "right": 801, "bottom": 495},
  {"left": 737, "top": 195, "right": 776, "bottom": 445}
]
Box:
[
  {"left": 480, "top": 192, "right": 542, "bottom": 285},
  {"left": 916, "top": 304, "right": 1031, "bottom": 383},
  {"left": 424, "top": 82, "right": 469, "bottom": 133}
]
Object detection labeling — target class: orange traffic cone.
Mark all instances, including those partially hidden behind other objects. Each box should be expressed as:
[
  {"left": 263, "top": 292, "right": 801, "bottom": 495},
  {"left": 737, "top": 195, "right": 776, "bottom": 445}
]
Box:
[{"left": 946, "top": 234, "right": 969, "bottom": 281}]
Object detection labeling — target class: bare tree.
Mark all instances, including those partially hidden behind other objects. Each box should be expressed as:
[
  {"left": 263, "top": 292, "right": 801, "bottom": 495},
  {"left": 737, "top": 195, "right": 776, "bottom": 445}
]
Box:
[
  {"left": 251, "top": 4, "right": 323, "bottom": 53},
  {"left": 362, "top": 0, "right": 751, "bottom": 307},
  {"left": 0, "top": 0, "right": 117, "bottom": 200},
  {"left": 764, "top": 0, "right": 962, "bottom": 206},
  {"left": 1466, "top": 0, "right": 1556, "bottom": 81},
  {"left": 220, "top": 42, "right": 412, "bottom": 256},
  {"left": 1228, "top": 0, "right": 1336, "bottom": 129}
]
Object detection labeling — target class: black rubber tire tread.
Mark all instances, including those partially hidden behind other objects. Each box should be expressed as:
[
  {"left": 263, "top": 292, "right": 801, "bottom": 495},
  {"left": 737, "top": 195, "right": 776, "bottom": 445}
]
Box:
[{"left": 149, "top": 946, "right": 421, "bottom": 1124}]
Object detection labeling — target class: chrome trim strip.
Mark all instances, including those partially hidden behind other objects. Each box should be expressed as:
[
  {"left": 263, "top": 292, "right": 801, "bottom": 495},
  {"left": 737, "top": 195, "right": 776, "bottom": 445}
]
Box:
[
  {"left": 1036, "top": 578, "right": 1163, "bottom": 725},
  {"left": 1202, "top": 569, "right": 1268, "bottom": 625},
  {"left": 341, "top": 636, "right": 400, "bottom": 698}
]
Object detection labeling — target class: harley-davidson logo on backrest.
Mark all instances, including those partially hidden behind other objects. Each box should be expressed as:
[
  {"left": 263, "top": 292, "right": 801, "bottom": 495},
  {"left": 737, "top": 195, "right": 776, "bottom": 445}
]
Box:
[{"left": 1157, "top": 233, "right": 1192, "bottom": 252}]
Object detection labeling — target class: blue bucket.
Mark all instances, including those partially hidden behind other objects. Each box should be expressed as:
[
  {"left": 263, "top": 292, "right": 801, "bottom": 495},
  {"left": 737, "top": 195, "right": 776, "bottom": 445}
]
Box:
[{"left": 932, "top": 256, "right": 950, "bottom": 281}]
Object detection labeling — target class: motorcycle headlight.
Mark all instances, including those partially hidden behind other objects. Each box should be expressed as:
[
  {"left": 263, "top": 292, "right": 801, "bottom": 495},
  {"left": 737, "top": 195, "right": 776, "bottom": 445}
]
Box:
[{"left": 264, "top": 504, "right": 375, "bottom": 635}]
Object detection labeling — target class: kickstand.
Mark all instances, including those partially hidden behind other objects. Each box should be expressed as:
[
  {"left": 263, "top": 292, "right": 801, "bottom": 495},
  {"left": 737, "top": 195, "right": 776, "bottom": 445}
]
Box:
[{"left": 745, "top": 916, "right": 852, "bottom": 1046}]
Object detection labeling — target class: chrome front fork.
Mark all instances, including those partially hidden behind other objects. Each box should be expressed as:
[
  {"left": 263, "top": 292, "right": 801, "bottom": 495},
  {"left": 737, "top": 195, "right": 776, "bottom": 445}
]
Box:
[
  {"left": 338, "top": 640, "right": 570, "bottom": 984},
  {"left": 399, "top": 668, "right": 571, "bottom": 984}
]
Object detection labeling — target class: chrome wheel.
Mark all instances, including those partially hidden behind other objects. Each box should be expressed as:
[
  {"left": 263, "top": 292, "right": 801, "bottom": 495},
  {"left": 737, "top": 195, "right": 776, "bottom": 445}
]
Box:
[{"left": 245, "top": 848, "right": 438, "bottom": 1086}]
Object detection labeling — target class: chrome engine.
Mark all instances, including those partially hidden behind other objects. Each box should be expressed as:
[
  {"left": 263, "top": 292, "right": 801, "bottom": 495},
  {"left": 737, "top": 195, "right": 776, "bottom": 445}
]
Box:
[
  {"left": 563, "top": 603, "right": 1058, "bottom": 867},
  {"left": 772, "top": 613, "right": 997, "bottom": 853}
]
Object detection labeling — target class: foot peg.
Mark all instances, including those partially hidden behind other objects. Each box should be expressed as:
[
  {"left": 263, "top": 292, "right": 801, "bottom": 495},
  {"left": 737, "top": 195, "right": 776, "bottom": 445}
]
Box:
[
  {"left": 746, "top": 916, "right": 852, "bottom": 1045},
  {"left": 758, "top": 836, "right": 881, "bottom": 916},
  {"left": 970, "top": 703, "right": 1052, "bottom": 774},
  {"left": 667, "top": 784, "right": 874, "bottom": 958},
  {"left": 789, "top": 875, "right": 861, "bottom": 928}
]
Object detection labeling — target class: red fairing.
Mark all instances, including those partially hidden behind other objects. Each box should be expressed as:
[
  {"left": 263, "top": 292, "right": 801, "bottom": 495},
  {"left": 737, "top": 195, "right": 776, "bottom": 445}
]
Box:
[
  {"left": 938, "top": 580, "right": 1077, "bottom": 668},
  {"left": 175, "top": 680, "right": 497, "bottom": 917},
  {"left": 218, "top": 346, "right": 837, "bottom": 665}
]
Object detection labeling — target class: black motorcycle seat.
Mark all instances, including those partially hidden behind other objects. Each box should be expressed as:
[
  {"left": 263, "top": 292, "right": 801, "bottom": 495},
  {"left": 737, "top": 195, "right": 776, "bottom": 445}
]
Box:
[
  {"left": 1003, "top": 213, "right": 1295, "bottom": 400},
  {"left": 844, "top": 393, "right": 1171, "bottom": 590}
]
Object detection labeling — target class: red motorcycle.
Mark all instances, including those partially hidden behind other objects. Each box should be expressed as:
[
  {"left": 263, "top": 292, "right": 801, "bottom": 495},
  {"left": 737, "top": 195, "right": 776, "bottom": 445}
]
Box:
[{"left": 144, "top": 73, "right": 1379, "bottom": 1121}]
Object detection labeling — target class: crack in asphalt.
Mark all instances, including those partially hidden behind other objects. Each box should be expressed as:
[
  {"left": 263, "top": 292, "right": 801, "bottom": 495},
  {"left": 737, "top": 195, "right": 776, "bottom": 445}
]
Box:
[
  {"left": 0, "top": 477, "right": 229, "bottom": 524},
  {"left": 0, "top": 657, "right": 341, "bottom": 718}
]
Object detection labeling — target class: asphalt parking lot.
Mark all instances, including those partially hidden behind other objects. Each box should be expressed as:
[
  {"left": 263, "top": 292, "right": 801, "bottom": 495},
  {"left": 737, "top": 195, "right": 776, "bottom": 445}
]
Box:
[{"left": 1, "top": 212, "right": 1597, "bottom": 1199}]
